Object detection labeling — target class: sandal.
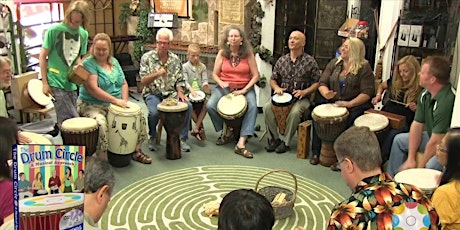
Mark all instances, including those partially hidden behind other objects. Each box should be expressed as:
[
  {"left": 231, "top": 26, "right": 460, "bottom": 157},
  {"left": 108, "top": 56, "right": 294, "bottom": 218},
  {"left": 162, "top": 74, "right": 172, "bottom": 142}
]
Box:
[
  {"left": 234, "top": 146, "right": 253, "bottom": 159},
  {"left": 191, "top": 130, "right": 203, "bottom": 141},
  {"left": 216, "top": 134, "right": 233, "bottom": 145},
  {"left": 199, "top": 128, "right": 206, "bottom": 140},
  {"left": 132, "top": 151, "right": 152, "bottom": 164}
]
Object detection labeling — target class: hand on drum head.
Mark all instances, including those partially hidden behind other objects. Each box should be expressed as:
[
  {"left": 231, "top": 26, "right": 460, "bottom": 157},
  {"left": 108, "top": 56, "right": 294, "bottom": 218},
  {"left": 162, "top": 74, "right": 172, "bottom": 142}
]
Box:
[
  {"left": 178, "top": 92, "right": 189, "bottom": 102},
  {"left": 18, "top": 132, "right": 32, "bottom": 144},
  {"left": 398, "top": 158, "right": 417, "bottom": 173},
  {"left": 323, "top": 90, "right": 337, "bottom": 100},
  {"left": 189, "top": 88, "right": 198, "bottom": 98},
  {"left": 334, "top": 101, "right": 350, "bottom": 108},
  {"left": 273, "top": 87, "right": 286, "bottom": 95},
  {"left": 114, "top": 99, "right": 129, "bottom": 108},
  {"left": 232, "top": 89, "right": 247, "bottom": 96}
]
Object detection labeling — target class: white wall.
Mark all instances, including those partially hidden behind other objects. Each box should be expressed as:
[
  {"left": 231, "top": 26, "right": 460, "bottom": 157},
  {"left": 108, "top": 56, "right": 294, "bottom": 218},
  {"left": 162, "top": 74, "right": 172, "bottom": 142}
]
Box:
[
  {"left": 254, "top": 0, "right": 275, "bottom": 107},
  {"left": 452, "top": 73, "right": 460, "bottom": 127},
  {"left": 374, "top": 0, "right": 403, "bottom": 82}
]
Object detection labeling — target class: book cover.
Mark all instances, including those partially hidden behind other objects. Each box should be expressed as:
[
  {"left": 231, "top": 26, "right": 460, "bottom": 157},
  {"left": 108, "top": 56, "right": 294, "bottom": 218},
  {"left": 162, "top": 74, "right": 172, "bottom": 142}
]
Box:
[{"left": 12, "top": 145, "right": 86, "bottom": 230}]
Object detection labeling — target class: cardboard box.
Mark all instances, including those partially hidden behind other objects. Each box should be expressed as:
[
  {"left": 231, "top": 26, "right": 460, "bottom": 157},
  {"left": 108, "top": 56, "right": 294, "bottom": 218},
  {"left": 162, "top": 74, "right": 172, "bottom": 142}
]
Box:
[
  {"left": 397, "top": 24, "right": 411, "bottom": 47},
  {"left": 338, "top": 18, "right": 359, "bottom": 37},
  {"left": 297, "top": 120, "right": 311, "bottom": 159},
  {"left": 408, "top": 25, "right": 423, "bottom": 47},
  {"left": 10, "top": 72, "right": 38, "bottom": 110}
]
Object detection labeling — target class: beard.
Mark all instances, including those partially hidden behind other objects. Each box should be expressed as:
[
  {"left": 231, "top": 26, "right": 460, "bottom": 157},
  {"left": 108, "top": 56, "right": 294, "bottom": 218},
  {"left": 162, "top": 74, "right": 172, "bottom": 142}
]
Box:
[{"left": 0, "top": 78, "right": 10, "bottom": 89}]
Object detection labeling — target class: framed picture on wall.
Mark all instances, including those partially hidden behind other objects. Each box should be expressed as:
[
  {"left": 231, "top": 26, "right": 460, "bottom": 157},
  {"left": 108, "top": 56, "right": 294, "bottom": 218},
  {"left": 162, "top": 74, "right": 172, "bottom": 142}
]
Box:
[{"left": 154, "top": 0, "right": 189, "bottom": 17}]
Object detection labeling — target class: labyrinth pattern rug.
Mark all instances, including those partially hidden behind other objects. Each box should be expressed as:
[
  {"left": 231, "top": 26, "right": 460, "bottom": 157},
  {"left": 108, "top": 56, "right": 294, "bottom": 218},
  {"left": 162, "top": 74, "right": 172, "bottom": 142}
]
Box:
[{"left": 100, "top": 165, "right": 344, "bottom": 230}]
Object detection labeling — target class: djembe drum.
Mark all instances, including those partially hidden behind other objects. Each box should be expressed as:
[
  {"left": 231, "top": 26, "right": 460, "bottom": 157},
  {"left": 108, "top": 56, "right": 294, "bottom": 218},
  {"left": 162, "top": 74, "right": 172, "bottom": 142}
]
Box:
[
  {"left": 271, "top": 92, "right": 294, "bottom": 135},
  {"left": 217, "top": 94, "right": 247, "bottom": 140},
  {"left": 394, "top": 168, "right": 441, "bottom": 197},
  {"left": 107, "top": 101, "right": 141, "bottom": 167},
  {"left": 61, "top": 117, "right": 98, "bottom": 156},
  {"left": 189, "top": 90, "right": 206, "bottom": 123},
  {"left": 19, "top": 132, "right": 52, "bottom": 145},
  {"left": 157, "top": 99, "right": 188, "bottom": 160},
  {"left": 354, "top": 113, "right": 389, "bottom": 146},
  {"left": 312, "top": 104, "right": 349, "bottom": 167},
  {"left": 24, "top": 79, "right": 53, "bottom": 108},
  {"left": 19, "top": 193, "right": 84, "bottom": 230}
]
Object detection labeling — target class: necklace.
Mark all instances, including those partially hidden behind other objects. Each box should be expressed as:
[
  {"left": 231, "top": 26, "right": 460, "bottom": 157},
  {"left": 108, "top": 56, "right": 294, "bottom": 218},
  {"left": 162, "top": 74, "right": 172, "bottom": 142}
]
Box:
[{"left": 230, "top": 55, "right": 240, "bottom": 67}]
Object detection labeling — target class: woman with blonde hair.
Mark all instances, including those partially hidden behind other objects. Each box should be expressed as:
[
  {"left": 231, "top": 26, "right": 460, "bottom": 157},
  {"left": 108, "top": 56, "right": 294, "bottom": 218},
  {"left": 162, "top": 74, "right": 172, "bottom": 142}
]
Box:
[
  {"left": 310, "top": 37, "right": 375, "bottom": 170},
  {"left": 372, "top": 55, "right": 422, "bottom": 160},
  {"left": 77, "top": 33, "right": 151, "bottom": 164}
]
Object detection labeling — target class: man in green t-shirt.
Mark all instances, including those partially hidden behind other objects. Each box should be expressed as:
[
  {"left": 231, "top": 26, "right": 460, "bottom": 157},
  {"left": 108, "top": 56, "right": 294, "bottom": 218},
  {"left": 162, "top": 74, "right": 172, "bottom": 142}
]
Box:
[
  {"left": 387, "top": 56, "right": 455, "bottom": 176},
  {"left": 39, "top": 0, "right": 90, "bottom": 125}
]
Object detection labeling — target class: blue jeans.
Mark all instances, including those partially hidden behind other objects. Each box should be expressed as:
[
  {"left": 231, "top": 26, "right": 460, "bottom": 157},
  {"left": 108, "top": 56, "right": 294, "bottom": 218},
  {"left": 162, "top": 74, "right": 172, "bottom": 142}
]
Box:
[
  {"left": 144, "top": 94, "right": 192, "bottom": 140},
  {"left": 206, "top": 87, "right": 257, "bottom": 137},
  {"left": 387, "top": 131, "right": 443, "bottom": 177}
]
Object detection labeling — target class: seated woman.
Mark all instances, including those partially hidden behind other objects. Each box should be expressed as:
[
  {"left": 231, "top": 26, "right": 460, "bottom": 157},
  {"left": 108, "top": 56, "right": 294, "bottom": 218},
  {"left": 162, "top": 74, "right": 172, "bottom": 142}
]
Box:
[
  {"left": 432, "top": 127, "right": 460, "bottom": 230},
  {"left": 183, "top": 43, "right": 209, "bottom": 141},
  {"left": 205, "top": 25, "right": 259, "bottom": 158},
  {"left": 310, "top": 37, "right": 375, "bottom": 170},
  {"left": 372, "top": 55, "right": 422, "bottom": 161},
  {"left": 77, "top": 33, "right": 151, "bottom": 164},
  {"left": 32, "top": 172, "right": 46, "bottom": 196}
]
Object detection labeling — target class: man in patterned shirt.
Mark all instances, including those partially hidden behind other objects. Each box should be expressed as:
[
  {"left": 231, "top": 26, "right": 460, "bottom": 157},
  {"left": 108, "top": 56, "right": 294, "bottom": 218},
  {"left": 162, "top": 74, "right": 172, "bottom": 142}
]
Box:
[
  {"left": 139, "top": 28, "right": 192, "bottom": 152},
  {"left": 263, "top": 31, "right": 320, "bottom": 153},
  {"left": 327, "top": 126, "right": 439, "bottom": 229}
]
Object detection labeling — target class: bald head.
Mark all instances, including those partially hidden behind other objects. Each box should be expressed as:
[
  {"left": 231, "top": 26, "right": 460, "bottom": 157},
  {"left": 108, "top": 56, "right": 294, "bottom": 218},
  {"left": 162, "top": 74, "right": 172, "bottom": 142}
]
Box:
[{"left": 288, "top": 31, "right": 306, "bottom": 52}]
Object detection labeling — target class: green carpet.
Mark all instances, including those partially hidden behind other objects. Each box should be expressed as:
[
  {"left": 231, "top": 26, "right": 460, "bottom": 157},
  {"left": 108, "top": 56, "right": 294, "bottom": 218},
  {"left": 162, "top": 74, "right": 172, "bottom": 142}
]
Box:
[{"left": 100, "top": 165, "right": 343, "bottom": 230}]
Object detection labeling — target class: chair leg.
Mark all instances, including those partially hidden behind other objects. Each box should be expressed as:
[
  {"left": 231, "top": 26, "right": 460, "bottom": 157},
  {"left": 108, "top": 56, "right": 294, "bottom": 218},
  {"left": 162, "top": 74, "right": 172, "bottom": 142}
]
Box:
[{"left": 156, "top": 120, "right": 163, "bottom": 145}]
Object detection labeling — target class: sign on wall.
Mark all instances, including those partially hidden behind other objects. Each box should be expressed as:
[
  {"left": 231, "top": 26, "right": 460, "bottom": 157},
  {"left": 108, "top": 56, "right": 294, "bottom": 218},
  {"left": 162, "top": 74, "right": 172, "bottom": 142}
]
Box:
[
  {"left": 154, "top": 0, "right": 188, "bottom": 17},
  {"left": 219, "top": 0, "right": 244, "bottom": 25}
]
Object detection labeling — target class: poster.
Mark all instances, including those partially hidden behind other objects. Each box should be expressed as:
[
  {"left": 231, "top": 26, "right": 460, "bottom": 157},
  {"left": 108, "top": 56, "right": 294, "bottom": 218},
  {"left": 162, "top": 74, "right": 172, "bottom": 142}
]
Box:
[
  {"left": 154, "top": 0, "right": 188, "bottom": 17},
  {"left": 219, "top": 0, "right": 244, "bottom": 25}
]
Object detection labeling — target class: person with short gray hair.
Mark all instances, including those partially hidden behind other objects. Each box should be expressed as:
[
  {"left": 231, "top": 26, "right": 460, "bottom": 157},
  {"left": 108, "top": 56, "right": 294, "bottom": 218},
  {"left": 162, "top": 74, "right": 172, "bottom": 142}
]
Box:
[
  {"left": 84, "top": 157, "right": 115, "bottom": 229},
  {"left": 326, "top": 126, "right": 439, "bottom": 229}
]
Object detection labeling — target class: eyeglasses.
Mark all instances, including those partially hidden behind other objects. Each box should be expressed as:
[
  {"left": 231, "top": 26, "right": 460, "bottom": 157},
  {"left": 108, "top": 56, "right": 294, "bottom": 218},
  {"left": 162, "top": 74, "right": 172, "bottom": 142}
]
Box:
[
  {"left": 157, "top": 41, "right": 170, "bottom": 45},
  {"left": 436, "top": 144, "right": 447, "bottom": 153}
]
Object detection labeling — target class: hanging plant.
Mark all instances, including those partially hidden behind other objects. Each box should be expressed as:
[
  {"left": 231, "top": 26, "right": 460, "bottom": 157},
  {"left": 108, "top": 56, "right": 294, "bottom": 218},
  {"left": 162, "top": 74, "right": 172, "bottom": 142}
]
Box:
[
  {"left": 133, "top": 1, "right": 154, "bottom": 62},
  {"left": 250, "top": 2, "right": 274, "bottom": 65}
]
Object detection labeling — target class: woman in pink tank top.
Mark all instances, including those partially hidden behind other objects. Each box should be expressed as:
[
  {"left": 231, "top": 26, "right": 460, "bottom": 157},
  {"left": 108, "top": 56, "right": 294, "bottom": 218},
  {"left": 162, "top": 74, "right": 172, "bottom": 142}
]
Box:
[{"left": 205, "top": 25, "right": 259, "bottom": 158}]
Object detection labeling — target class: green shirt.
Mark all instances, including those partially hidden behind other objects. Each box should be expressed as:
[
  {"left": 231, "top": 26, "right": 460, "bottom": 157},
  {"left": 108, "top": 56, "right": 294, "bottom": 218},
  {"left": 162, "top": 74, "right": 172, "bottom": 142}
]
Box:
[
  {"left": 78, "top": 56, "right": 124, "bottom": 106},
  {"left": 43, "top": 23, "right": 89, "bottom": 91},
  {"left": 414, "top": 85, "right": 455, "bottom": 136}
]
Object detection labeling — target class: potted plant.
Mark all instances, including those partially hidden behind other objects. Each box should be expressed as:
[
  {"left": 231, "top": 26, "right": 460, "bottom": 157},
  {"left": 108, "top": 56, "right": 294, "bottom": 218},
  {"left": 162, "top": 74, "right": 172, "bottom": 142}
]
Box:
[{"left": 119, "top": 0, "right": 140, "bottom": 35}]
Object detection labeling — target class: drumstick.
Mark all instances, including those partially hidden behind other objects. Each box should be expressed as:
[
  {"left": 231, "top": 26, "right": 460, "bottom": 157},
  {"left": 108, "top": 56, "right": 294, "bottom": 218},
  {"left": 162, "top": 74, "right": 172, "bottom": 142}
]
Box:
[{"left": 390, "top": 99, "right": 407, "bottom": 106}]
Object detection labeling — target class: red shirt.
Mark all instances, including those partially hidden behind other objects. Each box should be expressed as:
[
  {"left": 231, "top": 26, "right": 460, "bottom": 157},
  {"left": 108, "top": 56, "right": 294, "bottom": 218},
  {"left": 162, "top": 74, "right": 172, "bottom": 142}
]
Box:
[
  {"left": 48, "top": 176, "right": 61, "bottom": 189},
  {"left": 0, "top": 180, "right": 13, "bottom": 226}
]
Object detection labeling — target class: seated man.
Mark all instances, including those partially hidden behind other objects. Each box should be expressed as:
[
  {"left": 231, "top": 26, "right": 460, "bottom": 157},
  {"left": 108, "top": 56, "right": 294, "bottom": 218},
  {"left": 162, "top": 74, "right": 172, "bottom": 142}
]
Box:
[
  {"left": 264, "top": 30, "right": 320, "bottom": 153},
  {"left": 387, "top": 56, "right": 455, "bottom": 176},
  {"left": 327, "top": 126, "right": 439, "bottom": 229},
  {"left": 140, "top": 28, "right": 192, "bottom": 152},
  {"left": 84, "top": 157, "right": 115, "bottom": 230},
  {"left": 218, "top": 189, "right": 274, "bottom": 230}
]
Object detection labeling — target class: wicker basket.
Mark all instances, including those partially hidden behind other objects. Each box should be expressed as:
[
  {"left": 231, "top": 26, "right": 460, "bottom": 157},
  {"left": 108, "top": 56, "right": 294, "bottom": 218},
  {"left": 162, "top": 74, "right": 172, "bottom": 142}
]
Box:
[{"left": 254, "top": 170, "right": 298, "bottom": 220}]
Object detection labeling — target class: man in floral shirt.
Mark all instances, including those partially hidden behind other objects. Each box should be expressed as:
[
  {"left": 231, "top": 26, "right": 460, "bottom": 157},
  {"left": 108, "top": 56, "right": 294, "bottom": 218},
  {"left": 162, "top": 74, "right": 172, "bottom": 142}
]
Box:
[
  {"left": 139, "top": 28, "right": 192, "bottom": 152},
  {"left": 327, "top": 126, "right": 439, "bottom": 229}
]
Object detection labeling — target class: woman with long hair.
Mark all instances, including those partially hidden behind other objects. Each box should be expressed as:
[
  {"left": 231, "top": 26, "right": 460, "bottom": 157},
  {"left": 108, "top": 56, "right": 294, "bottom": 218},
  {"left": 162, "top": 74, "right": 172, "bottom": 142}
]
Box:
[
  {"left": 0, "top": 117, "right": 18, "bottom": 226},
  {"left": 32, "top": 172, "right": 45, "bottom": 196},
  {"left": 432, "top": 127, "right": 460, "bottom": 229},
  {"left": 310, "top": 37, "right": 375, "bottom": 170},
  {"left": 372, "top": 55, "right": 423, "bottom": 160},
  {"left": 206, "top": 25, "right": 259, "bottom": 158},
  {"left": 62, "top": 167, "right": 73, "bottom": 193}
]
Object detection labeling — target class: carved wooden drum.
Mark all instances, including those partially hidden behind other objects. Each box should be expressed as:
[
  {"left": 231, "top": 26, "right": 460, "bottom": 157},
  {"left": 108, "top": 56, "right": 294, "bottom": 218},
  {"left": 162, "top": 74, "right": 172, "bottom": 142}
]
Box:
[
  {"left": 354, "top": 113, "right": 389, "bottom": 146},
  {"left": 217, "top": 93, "right": 247, "bottom": 140},
  {"left": 61, "top": 117, "right": 98, "bottom": 157},
  {"left": 271, "top": 92, "right": 294, "bottom": 135},
  {"left": 158, "top": 100, "right": 188, "bottom": 160}
]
